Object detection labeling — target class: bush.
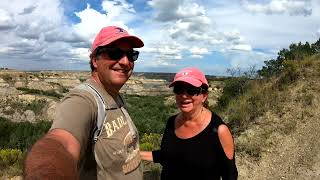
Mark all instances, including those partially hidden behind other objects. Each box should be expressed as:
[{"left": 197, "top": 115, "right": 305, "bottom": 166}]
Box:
[
  {"left": 143, "top": 164, "right": 161, "bottom": 180},
  {"left": 8, "top": 98, "right": 47, "bottom": 116},
  {"left": 0, "top": 149, "right": 23, "bottom": 169},
  {"left": 140, "top": 133, "right": 162, "bottom": 180},
  {"left": 0, "top": 117, "right": 51, "bottom": 150},
  {"left": 237, "top": 141, "right": 262, "bottom": 160},
  {"left": 27, "top": 99, "right": 47, "bottom": 115},
  {"left": 79, "top": 76, "right": 87, "bottom": 82},
  {"left": 218, "top": 79, "right": 284, "bottom": 135},
  {"left": 124, "top": 95, "right": 177, "bottom": 134},
  {"left": 277, "top": 60, "right": 299, "bottom": 87},
  {"left": 213, "top": 77, "right": 249, "bottom": 112},
  {"left": 258, "top": 38, "right": 320, "bottom": 77},
  {"left": 1, "top": 74, "right": 15, "bottom": 86},
  {"left": 140, "top": 133, "right": 162, "bottom": 151},
  {"left": 17, "top": 87, "right": 63, "bottom": 99}
]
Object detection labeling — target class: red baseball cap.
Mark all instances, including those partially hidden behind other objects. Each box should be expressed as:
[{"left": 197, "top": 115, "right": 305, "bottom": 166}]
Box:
[
  {"left": 91, "top": 26, "right": 144, "bottom": 52},
  {"left": 169, "top": 67, "right": 209, "bottom": 87}
]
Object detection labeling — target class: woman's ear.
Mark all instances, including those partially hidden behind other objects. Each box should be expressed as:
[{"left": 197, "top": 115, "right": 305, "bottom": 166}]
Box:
[{"left": 202, "top": 93, "right": 208, "bottom": 103}]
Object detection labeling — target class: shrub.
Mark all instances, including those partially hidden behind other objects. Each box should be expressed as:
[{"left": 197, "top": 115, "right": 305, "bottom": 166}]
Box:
[
  {"left": 0, "top": 149, "right": 23, "bottom": 169},
  {"left": 79, "top": 76, "right": 87, "bottom": 82},
  {"left": 3, "top": 108, "right": 15, "bottom": 115},
  {"left": 124, "top": 95, "right": 177, "bottom": 134},
  {"left": 140, "top": 133, "right": 162, "bottom": 180},
  {"left": 213, "top": 77, "right": 250, "bottom": 113},
  {"left": 237, "top": 141, "right": 262, "bottom": 160},
  {"left": 140, "top": 133, "right": 162, "bottom": 151},
  {"left": 143, "top": 163, "right": 161, "bottom": 180},
  {"left": 0, "top": 117, "right": 51, "bottom": 150},
  {"left": 8, "top": 99, "right": 47, "bottom": 116},
  {"left": 1, "top": 74, "right": 15, "bottom": 86},
  {"left": 218, "top": 79, "right": 284, "bottom": 135},
  {"left": 278, "top": 60, "right": 299, "bottom": 86},
  {"left": 27, "top": 99, "right": 47, "bottom": 115},
  {"left": 17, "top": 87, "right": 63, "bottom": 99}
]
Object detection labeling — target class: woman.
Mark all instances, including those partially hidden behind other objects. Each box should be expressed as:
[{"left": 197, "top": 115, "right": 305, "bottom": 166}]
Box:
[{"left": 140, "top": 67, "right": 238, "bottom": 180}]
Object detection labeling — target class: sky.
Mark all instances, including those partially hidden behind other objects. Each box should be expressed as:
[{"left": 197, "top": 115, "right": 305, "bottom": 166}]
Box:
[{"left": 0, "top": 0, "right": 319, "bottom": 75}]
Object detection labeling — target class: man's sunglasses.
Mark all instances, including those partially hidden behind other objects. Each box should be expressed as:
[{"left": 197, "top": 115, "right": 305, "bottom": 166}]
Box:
[
  {"left": 95, "top": 47, "right": 139, "bottom": 62},
  {"left": 173, "top": 85, "right": 204, "bottom": 96}
]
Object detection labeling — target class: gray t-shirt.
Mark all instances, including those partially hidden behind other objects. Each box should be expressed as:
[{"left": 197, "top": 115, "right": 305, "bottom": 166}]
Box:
[{"left": 51, "top": 79, "right": 143, "bottom": 180}]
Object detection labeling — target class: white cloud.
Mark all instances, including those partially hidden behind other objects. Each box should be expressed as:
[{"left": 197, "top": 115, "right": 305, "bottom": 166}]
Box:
[
  {"left": 0, "top": 9, "right": 16, "bottom": 30},
  {"left": 147, "top": 0, "right": 183, "bottom": 21},
  {"left": 73, "top": 4, "right": 110, "bottom": 41},
  {"left": 144, "top": 0, "right": 251, "bottom": 68},
  {"left": 148, "top": 0, "right": 213, "bottom": 41},
  {"left": 223, "top": 30, "right": 242, "bottom": 42},
  {"left": 73, "top": 1, "right": 140, "bottom": 46},
  {"left": 228, "top": 51, "right": 271, "bottom": 69},
  {"left": 0, "top": 47, "right": 14, "bottom": 53},
  {"left": 70, "top": 48, "right": 90, "bottom": 60},
  {"left": 124, "top": 0, "right": 267, "bottom": 75},
  {"left": 102, "top": 0, "right": 136, "bottom": 19},
  {"left": 141, "top": 42, "right": 184, "bottom": 61},
  {"left": 1, "top": 0, "right": 319, "bottom": 74},
  {"left": 208, "top": 0, "right": 320, "bottom": 53},
  {"left": 0, "top": 0, "right": 142, "bottom": 70},
  {"left": 230, "top": 44, "right": 252, "bottom": 51},
  {"left": 189, "top": 47, "right": 210, "bottom": 58},
  {"left": 242, "top": 0, "right": 312, "bottom": 16}
]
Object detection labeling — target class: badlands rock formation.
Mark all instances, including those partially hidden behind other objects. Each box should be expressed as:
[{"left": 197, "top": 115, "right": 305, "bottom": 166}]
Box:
[{"left": 0, "top": 70, "right": 223, "bottom": 122}]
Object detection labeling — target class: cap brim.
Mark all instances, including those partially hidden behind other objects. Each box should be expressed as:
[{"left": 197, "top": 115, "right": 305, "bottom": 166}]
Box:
[
  {"left": 169, "top": 77, "right": 202, "bottom": 87},
  {"left": 120, "top": 36, "right": 144, "bottom": 48},
  {"left": 94, "top": 35, "right": 144, "bottom": 51}
]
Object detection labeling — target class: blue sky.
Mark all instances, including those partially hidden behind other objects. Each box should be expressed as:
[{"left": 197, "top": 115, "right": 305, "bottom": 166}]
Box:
[{"left": 0, "top": 0, "right": 319, "bottom": 75}]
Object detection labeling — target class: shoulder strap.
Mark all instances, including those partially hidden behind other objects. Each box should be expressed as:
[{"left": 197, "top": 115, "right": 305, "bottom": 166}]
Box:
[
  {"left": 211, "top": 112, "right": 225, "bottom": 134},
  {"left": 75, "top": 83, "right": 107, "bottom": 143},
  {"left": 118, "top": 94, "right": 127, "bottom": 109}
]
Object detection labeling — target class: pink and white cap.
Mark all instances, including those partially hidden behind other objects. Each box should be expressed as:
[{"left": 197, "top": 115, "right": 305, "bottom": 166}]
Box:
[
  {"left": 169, "top": 67, "right": 209, "bottom": 87},
  {"left": 91, "top": 26, "right": 144, "bottom": 52}
]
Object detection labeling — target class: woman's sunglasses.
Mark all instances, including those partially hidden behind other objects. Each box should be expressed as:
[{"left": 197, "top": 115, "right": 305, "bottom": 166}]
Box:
[
  {"left": 95, "top": 47, "right": 139, "bottom": 62},
  {"left": 173, "top": 85, "right": 203, "bottom": 96}
]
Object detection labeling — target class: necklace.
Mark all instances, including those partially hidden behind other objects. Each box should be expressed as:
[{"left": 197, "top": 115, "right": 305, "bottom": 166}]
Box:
[{"left": 180, "top": 107, "right": 204, "bottom": 123}]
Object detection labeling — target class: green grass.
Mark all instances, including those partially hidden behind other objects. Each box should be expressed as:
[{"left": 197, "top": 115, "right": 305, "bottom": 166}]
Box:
[
  {"left": 0, "top": 117, "right": 51, "bottom": 177},
  {"left": 0, "top": 117, "right": 51, "bottom": 150},
  {"left": 124, "top": 94, "right": 178, "bottom": 134}
]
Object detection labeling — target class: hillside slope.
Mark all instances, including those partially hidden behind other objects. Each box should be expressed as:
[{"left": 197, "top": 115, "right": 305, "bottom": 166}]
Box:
[{"left": 236, "top": 57, "right": 320, "bottom": 179}]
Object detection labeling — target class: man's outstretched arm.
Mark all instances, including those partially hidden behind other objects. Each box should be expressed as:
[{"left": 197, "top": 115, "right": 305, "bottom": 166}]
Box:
[{"left": 24, "top": 129, "right": 80, "bottom": 180}]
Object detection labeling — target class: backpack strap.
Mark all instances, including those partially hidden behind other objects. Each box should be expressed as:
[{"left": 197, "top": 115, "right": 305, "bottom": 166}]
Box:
[{"left": 76, "top": 83, "right": 108, "bottom": 143}]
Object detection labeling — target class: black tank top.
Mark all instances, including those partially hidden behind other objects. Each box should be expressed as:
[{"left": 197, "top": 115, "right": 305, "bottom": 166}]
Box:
[{"left": 157, "top": 112, "right": 232, "bottom": 180}]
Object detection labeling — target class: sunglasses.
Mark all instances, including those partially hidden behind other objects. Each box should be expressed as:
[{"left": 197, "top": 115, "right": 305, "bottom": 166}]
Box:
[
  {"left": 173, "top": 85, "right": 203, "bottom": 96},
  {"left": 96, "top": 47, "right": 139, "bottom": 62}
]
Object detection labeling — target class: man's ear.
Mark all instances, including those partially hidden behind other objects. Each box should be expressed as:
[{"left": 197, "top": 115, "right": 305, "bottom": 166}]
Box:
[{"left": 92, "top": 58, "right": 98, "bottom": 69}]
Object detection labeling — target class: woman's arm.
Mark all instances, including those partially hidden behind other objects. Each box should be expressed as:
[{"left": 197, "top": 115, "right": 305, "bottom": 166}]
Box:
[
  {"left": 218, "top": 125, "right": 235, "bottom": 159},
  {"left": 218, "top": 124, "right": 238, "bottom": 180},
  {"left": 140, "top": 151, "right": 153, "bottom": 161},
  {"left": 140, "top": 150, "right": 163, "bottom": 164}
]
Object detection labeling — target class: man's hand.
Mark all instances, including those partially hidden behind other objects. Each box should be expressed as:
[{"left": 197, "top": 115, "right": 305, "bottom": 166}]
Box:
[{"left": 24, "top": 129, "right": 80, "bottom": 180}]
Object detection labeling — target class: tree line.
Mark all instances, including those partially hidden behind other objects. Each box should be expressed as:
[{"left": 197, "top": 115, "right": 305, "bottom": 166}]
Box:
[{"left": 258, "top": 38, "right": 320, "bottom": 77}]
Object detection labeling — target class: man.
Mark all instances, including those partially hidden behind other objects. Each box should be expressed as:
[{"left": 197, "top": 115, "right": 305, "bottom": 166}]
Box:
[{"left": 24, "top": 26, "right": 144, "bottom": 180}]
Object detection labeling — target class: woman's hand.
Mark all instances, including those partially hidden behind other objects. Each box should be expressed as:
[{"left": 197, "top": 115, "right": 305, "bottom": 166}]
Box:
[{"left": 140, "top": 151, "right": 154, "bottom": 161}]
